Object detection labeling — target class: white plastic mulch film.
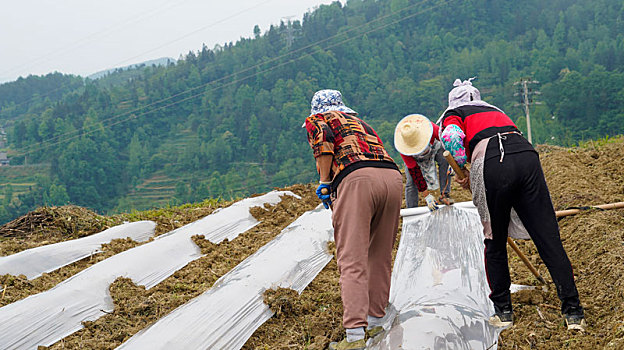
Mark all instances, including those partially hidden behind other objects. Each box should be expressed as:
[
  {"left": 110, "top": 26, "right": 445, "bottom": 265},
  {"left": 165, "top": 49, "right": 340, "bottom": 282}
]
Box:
[
  {"left": 0, "top": 221, "right": 156, "bottom": 280},
  {"left": 370, "top": 203, "right": 501, "bottom": 350},
  {"left": 0, "top": 191, "right": 296, "bottom": 350},
  {"left": 117, "top": 205, "right": 333, "bottom": 350}
]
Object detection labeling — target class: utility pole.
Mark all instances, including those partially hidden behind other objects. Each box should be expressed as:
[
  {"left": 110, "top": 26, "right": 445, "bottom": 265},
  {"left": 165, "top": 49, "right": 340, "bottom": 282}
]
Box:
[{"left": 513, "top": 78, "right": 541, "bottom": 144}]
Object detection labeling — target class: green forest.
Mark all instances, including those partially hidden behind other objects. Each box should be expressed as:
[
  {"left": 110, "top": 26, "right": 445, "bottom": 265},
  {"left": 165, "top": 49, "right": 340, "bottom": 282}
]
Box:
[{"left": 0, "top": 0, "right": 623, "bottom": 224}]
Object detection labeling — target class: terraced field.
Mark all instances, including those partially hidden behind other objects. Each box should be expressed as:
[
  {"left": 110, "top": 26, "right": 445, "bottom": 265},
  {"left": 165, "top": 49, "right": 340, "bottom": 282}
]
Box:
[
  {"left": 123, "top": 174, "right": 177, "bottom": 209},
  {"left": 0, "top": 164, "right": 50, "bottom": 200}
]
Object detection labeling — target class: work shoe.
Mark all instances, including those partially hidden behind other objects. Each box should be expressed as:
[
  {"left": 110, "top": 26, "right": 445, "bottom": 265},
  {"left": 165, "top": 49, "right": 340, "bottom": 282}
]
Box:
[
  {"left": 327, "top": 338, "right": 365, "bottom": 350},
  {"left": 564, "top": 308, "right": 587, "bottom": 331},
  {"left": 366, "top": 326, "right": 385, "bottom": 345},
  {"left": 488, "top": 307, "right": 513, "bottom": 327},
  {"left": 366, "top": 325, "right": 384, "bottom": 339}
]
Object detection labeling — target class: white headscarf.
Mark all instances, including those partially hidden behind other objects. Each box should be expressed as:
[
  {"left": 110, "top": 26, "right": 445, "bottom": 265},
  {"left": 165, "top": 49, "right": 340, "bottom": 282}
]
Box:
[{"left": 436, "top": 78, "right": 504, "bottom": 124}]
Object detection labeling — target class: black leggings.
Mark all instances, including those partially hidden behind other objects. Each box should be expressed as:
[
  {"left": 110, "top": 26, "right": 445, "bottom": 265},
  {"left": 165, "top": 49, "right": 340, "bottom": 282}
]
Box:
[{"left": 483, "top": 151, "right": 581, "bottom": 314}]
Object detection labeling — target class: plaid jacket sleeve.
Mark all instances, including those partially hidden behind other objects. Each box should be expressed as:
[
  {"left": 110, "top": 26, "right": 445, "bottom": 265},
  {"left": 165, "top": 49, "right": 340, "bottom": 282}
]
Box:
[{"left": 305, "top": 114, "right": 335, "bottom": 158}]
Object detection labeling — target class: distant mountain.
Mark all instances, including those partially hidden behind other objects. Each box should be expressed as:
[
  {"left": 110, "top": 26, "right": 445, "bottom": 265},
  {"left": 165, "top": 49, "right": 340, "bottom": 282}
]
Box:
[{"left": 86, "top": 57, "right": 176, "bottom": 80}]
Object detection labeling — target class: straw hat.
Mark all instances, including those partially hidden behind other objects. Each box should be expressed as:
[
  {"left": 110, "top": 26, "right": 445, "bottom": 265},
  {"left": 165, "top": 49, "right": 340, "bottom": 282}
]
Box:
[{"left": 394, "top": 114, "right": 433, "bottom": 156}]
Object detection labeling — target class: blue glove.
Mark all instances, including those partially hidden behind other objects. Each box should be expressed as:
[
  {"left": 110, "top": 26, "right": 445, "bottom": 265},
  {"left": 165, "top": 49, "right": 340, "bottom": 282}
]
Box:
[{"left": 316, "top": 183, "right": 332, "bottom": 209}]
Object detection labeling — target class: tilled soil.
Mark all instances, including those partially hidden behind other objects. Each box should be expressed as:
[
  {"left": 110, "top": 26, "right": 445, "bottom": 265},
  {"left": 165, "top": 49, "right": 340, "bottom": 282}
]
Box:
[
  {"left": 246, "top": 139, "right": 624, "bottom": 350},
  {"left": 0, "top": 205, "right": 121, "bottom": 256},
  {"left": 44, "top": 185, "right": 319, "bottom": 349},
  {"left": 500, "top": 140, "right": 624, "bottom": 349},
  {"left": 1, "top": 138, "right": 623, "bottom": 349},
  {"left": 0, "top": 198, "right": 229, "bottom": 308}
]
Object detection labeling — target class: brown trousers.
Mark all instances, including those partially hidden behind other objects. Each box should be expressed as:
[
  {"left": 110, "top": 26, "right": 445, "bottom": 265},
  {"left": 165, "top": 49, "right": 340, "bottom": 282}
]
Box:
[{"left": 332, "top": 166, "right": 402, "bottom": 328}]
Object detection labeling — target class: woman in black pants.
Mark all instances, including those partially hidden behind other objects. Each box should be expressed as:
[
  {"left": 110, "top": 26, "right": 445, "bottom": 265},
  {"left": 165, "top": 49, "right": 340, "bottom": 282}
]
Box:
[{"left": 438, "top": 78, "right": 586, "bottom": 331}]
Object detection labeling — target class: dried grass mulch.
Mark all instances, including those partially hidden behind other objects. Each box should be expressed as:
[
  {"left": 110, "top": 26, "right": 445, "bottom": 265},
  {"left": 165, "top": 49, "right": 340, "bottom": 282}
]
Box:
[
  {"left": 1, "top": 138, "right": 623, "bottom": 349},
  {"left": 43, "top": 184, "right": 318, "bottom": 349},
  {"left": 0, "top": 205, "right": 120, "bottom": 256},
  {"left": 245, "top": 138, "right": 624, "bottom": 349}
]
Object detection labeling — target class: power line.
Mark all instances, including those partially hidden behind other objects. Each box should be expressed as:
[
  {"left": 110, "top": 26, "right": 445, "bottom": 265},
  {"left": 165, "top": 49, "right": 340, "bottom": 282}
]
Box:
[
  {"left": 4, "top": 0, "right": 277, "bottom": 111},
  {"left": 105, "top": 0, "right": 277, "bottom": 69},
  {"left": 7, "top": 0, "right": 435, "bottom": 114},
  {"left": 10, "top": 0, "right": 450, "bottom": 158},
  {"left": 0, "top": 0, "right": 194, "bottom": 78},
  {"left": 9, "top": 0, "right": 411, "bottom": 114},
  {"left": 5, "top": 0, "right": 453, "bottom": 213}
]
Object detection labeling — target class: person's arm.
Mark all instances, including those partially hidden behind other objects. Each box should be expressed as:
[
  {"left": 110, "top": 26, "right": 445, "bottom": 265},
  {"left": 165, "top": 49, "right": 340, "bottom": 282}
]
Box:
[
  {"left": 440, "top": 114, "right": 470, "bottom": 189},
  {"left": 440, "top": 116, "right": 467, "bottom": 168},
  {"left": 402, "top": 153, "right": 439, "bottom": 210},
  {"left": 305, "top": 115, "right": 335, "bottom": 208},
  {"left": 431, "top": 122, "right": 441, "bottom": 142},
  {"left": 420, "top": 159, "right": 440, "bottom": 191},
  {"left": 401, "top": 154, "right": 427, "bottom": 192},
  {"left": 316, "top": 154, "right": 333, "bottom": 183},
  {"left": 305, "top": 115, "right": 335, "bottom": 180}
]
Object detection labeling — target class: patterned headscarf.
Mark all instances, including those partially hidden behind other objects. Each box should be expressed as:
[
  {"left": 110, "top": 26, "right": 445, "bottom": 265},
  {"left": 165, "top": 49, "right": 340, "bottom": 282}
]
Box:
[
  {"left": 310, "top": 89, "right": 358, "bottom": 116},
  {"left": 436, "top": 78, "right": 503, "bottom": 124}
]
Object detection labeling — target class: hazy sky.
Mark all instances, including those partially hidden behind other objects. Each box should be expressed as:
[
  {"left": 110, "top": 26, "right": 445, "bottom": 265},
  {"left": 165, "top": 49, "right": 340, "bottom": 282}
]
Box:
[{"left": 0, "top": 0, "right": 346, "bottom": 83}]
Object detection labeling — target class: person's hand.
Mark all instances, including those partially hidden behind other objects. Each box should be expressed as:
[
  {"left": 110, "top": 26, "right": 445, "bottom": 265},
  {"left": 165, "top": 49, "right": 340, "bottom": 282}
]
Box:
[
  {"left": 447, "top": 166, "right": 455, "bottom": 177},
  {"left": 438, "top": 195, "right": 455, "bottom": 206},
  {"left": 315, "top": 183, "right": 332, "bottom": 209},
  {"left": 425, "top": 194, "right": 439, "bottom": 211},
  {"left": 455, "top": 168, "right": 470, "bottom": 190},
  {"left": 321, "top": 198, "right": 331, "bottom": 209}
]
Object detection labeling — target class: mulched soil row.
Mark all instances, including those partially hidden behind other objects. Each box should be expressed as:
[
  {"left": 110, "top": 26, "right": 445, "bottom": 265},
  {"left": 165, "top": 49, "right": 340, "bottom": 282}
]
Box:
[
  {"left": 44, "top": 185, "right": 318, "bottom": 349},
  {"left": 0, "top": 138, "right": 622, "bottom": 349}
]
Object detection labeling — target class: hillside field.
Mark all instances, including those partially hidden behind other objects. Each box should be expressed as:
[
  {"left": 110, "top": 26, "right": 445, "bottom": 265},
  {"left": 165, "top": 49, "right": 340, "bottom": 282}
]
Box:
[{"left": 0, "top": 137, "right": 623, "bottom": 349}]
